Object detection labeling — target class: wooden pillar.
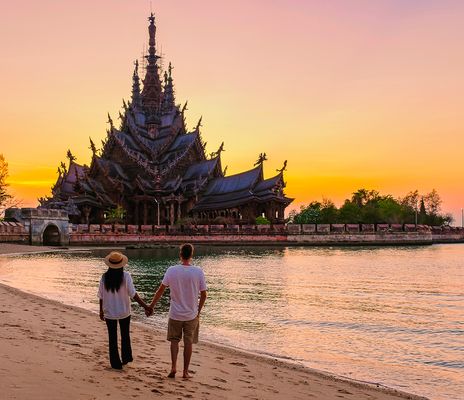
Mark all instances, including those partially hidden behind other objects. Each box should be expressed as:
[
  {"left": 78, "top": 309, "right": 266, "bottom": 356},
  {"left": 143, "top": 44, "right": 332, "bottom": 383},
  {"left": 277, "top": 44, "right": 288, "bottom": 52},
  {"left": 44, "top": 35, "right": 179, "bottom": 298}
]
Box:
[
  {"left": 177, "top": 201, "right": 182, "bottom": 221},
  {"left": 135, "top": 201, "right": 139, "bottom": 226},
  {"left": 143, "top": 201, "right": 148, "bottom": 225},
  {"left": 83, "top": 206, "right": 91, "bottom": 225},
  {"left": 169, "top": 203, "right": 175, "bottom": 225},
  {"left": 153, "top": 204, "right": 157, "bottom": 225}
]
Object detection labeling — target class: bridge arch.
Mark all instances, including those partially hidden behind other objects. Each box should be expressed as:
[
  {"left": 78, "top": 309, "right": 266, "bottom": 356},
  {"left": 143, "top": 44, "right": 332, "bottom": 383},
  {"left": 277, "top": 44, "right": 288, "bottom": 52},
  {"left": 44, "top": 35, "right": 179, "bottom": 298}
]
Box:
[{"left": 42, "top": 223, "right": 62, "bottom": 246}]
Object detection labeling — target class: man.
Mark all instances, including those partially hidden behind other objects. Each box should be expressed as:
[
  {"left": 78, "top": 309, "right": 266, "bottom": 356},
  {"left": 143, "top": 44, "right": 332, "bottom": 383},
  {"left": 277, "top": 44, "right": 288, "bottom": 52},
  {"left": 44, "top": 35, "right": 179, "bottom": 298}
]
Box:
[{"left": 146, "top": 243, "right": 207, "bottom": 379}]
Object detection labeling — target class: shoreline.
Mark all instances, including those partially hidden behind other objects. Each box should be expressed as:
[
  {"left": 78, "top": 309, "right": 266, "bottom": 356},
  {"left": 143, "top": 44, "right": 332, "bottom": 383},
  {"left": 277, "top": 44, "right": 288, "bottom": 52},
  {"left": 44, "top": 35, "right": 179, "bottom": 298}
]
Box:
[{"left": 0, "top": 244, "right": 428, "bottom": 400}]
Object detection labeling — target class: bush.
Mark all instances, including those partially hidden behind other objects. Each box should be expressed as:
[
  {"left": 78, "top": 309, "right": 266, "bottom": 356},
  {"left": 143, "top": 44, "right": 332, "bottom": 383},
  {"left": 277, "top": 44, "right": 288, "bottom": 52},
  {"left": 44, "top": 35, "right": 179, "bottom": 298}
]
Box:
[
  {"left": 255, "top": 216, "right": 271, "bottom": 225},
  {"left": 175, "top": 217, "right": 196, "bottom": 226}
]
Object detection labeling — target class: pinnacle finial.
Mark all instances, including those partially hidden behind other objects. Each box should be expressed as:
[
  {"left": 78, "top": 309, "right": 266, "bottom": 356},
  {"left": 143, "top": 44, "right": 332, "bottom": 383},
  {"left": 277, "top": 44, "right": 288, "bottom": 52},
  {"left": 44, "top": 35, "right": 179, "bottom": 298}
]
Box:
[
  {"left": 89, "top": 137, "right": 97, "bottom": 156},
  {"left": 276, "top": 160, "right": 288, "bottom": 173},
  {"left": 134, "top": 59, "right": 139, "bottom": 76},
  {"left": 209, "top": 142, "right": 224, "bottom": 159},
  {"left": 107, "top": 113, "right": 114, "bottom": 129},
  {"left": 66, "top": 149, "right": 76, "bottom": 163},
  {"left": 254, "top": 152, "right": 268, "bottom": 166},
  {"left": 196, "top": 116, "right": 203, "bottom": 131},
  {"left": 168, "top": 62, "right": 173, "bottom": 78}
]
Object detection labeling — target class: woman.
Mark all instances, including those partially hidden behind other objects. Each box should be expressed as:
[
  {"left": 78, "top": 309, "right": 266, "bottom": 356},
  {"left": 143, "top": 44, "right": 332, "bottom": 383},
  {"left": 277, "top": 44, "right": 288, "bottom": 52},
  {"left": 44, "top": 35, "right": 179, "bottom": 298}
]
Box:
[{"left": 98, "top": 251, "right": 148, "bottom": 369}]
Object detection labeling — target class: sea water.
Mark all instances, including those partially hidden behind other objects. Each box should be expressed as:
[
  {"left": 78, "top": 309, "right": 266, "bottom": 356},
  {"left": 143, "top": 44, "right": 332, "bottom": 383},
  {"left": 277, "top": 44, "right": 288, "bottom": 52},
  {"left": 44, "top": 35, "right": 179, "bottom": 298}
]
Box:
[{"left": 0, "top": 244, "right": 462, "bottom": 400}]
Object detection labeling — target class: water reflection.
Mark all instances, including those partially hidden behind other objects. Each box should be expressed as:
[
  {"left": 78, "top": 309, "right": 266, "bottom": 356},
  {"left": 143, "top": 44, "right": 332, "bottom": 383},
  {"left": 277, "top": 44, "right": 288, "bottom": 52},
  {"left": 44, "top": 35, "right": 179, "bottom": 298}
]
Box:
[{"left": 0, "top": 244, "right": 463, "bottom": 400}]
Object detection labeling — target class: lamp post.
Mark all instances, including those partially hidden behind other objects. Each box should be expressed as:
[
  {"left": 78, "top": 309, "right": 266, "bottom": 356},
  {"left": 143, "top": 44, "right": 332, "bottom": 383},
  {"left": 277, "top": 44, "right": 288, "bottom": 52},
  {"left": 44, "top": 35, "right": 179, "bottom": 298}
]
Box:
[
  {"left": 154, "top": 199, "right": 160, "bottom": 226},
  {"left": 461, "top": 208, "right": 463, "bottom": 228}
]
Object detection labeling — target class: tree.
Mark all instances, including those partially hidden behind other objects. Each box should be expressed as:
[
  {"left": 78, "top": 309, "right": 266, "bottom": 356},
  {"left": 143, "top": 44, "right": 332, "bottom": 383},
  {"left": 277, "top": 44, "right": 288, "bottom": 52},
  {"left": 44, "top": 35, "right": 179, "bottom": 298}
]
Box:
[
  {"left": 0, "top": 154, "right": 13, "bottom": 216},
  {"left": 351, "top": 189, "right": 381, "bottom": 207},
  {"left": 338, "top": 200, "right": 361, "bottom": 223},
  {"left": 423, "top": 189, "right": 442, "bottom": 216},
  {"left": 418, "top": 198, "right": 427, "bottom": 224},
  {"left": 104, "top": 205, "right": 126, "bottom": 224},
  {"left": 290, "top": 188, "right": 451, "bottom": 227},
  {"left": 399, "top": 190, "right": 419, "bottom": 224},
  {"left": 378, "top": 197, "right": 403, "bottom": 224},
  {"left": 292, "top": 201, "right": 322, "bottom": 224},
  {"left": 319, "top": 198, "right": 338, "bottom": 223}
]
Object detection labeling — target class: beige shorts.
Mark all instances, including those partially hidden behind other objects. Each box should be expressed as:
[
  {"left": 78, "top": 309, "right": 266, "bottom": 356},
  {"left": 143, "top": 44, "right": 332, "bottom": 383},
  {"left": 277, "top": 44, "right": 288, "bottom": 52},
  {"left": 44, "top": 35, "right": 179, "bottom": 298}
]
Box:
[{"left": 167, "top": 317, "right": 199, "bottom": 344}]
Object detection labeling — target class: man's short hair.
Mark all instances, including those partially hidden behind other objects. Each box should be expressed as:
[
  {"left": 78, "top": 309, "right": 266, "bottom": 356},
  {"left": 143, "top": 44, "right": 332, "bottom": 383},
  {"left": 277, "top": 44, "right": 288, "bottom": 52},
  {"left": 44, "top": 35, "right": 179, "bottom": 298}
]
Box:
[{"left": 180, "top": 243, "right": 194, "bottom": 260}]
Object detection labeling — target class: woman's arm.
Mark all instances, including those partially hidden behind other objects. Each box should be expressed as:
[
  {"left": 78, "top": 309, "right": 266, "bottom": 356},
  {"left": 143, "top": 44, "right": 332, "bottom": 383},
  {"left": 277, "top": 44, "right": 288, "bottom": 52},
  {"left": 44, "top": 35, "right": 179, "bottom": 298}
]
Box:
[
  {"left": 99, "top": 299, "right": 104, "bottom": 321},
  {"left": 132, "top": 293, "right": 149, "bottom": 310}
]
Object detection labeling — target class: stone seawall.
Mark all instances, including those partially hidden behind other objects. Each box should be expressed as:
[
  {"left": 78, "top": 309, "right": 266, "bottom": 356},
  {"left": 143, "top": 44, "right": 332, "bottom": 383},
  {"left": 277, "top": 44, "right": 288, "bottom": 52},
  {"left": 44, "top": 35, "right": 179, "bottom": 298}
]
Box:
[
  {"left": 68, "top": 223, "right": 464, "bottom": 246},
  {"left": 0, "top": 222, "right": 28, "bottom": 243},
  {"left": 2, "top": 216, "right": 464, "bottom": 246},
  {"left": 69, "top": 232, "right": 446, "bottom": 246}
]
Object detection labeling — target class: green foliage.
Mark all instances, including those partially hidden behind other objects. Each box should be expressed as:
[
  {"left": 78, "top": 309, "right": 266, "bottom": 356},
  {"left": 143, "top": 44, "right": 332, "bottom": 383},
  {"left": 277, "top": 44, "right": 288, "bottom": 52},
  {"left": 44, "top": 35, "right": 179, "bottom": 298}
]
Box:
[
  {"left": 290, "top": 201, "right": 321, "bottom": 224},
  {"left": 176, "top": 217, "right": 196, "bottom": 226},
  {"left": 255, "top": 216, "right": 271, "bottom": 225},
  {"left": 104, "top": 205, "right": 126, "bottom": 223},
  {"left": 378, "top": 197, "right": 403, "bottom": 223},
  {"left": 291, "top": 188, "right": 453, "bottom": 226},
  {"left": 338, "top": 200, "right": 361, "bottom": 223}
]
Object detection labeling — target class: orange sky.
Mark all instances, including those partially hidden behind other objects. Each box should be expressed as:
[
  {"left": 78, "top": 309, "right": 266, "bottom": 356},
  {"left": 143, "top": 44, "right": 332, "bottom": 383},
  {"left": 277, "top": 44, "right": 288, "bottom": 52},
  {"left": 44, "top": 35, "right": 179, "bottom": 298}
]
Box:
[{"left": 1, "top": 1, "right": 463, "bottom": 223}]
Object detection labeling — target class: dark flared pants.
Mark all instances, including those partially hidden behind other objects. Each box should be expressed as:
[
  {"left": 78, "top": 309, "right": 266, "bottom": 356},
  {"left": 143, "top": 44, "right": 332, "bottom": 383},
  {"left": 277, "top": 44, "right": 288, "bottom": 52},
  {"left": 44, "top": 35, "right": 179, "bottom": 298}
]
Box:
[{"left": 105, "top": 315, "right": 133, "bottom": 369}]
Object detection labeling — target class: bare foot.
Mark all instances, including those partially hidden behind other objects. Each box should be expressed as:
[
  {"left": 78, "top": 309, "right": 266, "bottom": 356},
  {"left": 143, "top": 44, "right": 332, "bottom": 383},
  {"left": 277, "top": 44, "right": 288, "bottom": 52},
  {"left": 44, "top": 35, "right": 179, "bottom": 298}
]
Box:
[
  {"left": 182, "top": 370, "right": 191, "bottom": 379},
  {"left": 167, "top": 370, "right": 176, "bottom": 378}
]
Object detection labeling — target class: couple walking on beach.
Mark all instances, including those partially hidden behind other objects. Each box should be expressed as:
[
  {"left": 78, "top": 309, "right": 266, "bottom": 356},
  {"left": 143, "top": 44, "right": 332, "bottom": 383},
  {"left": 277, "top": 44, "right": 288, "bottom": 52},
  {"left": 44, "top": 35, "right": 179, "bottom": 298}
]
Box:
[{"left": 98, "top": 243, "right": 207, "bottom": 378}]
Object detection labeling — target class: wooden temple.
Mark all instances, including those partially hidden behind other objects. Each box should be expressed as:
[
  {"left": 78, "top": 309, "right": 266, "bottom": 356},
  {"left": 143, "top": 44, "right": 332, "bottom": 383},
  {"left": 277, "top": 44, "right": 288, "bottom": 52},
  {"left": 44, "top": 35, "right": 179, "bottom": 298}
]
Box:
[{"left": 40, "top": 14, "right": 293, "bottom": 225}]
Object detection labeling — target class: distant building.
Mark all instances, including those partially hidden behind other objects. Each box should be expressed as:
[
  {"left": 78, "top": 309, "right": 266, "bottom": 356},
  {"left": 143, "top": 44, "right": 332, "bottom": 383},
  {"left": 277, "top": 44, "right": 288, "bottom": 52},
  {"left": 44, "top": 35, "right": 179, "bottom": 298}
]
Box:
[{"left": 40, "top": 14, "right": 293, "bottom": 225}]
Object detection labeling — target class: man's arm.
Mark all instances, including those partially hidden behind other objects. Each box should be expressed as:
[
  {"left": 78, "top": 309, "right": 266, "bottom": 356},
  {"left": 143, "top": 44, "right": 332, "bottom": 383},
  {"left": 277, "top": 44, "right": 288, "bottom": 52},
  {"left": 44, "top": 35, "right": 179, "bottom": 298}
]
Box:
[
  {"left": 147, "top": 284, "right": 167, "bottom": 313},
  {"left": 198, "top": 290, "right": 207, "bottom": 317}
]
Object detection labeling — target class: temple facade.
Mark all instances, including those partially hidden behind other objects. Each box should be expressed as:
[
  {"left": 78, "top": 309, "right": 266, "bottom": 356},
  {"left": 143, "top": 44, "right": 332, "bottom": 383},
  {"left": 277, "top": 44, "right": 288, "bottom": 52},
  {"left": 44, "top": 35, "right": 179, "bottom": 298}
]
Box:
[{"left": 40, "top": 14, "right": 293, "bottom": 225}]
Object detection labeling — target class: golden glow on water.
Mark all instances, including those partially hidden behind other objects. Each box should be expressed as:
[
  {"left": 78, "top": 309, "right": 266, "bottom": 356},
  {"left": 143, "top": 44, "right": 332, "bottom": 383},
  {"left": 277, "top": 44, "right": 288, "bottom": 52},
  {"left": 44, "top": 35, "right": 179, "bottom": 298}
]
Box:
[{"left": 0, "top": 245, "right": 463, "bottom": 400}]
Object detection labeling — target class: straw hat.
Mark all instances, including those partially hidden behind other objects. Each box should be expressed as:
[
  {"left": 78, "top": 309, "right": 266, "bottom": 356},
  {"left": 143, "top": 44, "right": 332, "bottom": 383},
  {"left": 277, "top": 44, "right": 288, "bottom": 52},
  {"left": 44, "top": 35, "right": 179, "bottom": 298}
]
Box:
[{"left": 104, "top": 251, "right": 128, "bottom": 269}]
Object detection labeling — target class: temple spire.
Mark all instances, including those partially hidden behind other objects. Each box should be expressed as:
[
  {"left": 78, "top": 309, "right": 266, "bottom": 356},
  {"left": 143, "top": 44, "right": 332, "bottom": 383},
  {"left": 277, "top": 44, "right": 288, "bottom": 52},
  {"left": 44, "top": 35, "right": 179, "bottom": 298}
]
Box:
[
  {"left": 161, "top": 62, "right": 175, "bottom": 114},
  {"left": 141, "top": 13, "right": 162, "bottom": 116},
  {"left": 131, "top": 60, "right": 142, "bottom": 109}
]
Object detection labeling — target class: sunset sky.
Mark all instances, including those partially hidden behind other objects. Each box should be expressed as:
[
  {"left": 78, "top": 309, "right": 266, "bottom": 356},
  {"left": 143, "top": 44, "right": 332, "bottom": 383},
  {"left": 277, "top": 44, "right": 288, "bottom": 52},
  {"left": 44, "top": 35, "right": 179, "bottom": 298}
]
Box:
[{"left": 1, "top": 0, "right": 463, "bottom": 222}]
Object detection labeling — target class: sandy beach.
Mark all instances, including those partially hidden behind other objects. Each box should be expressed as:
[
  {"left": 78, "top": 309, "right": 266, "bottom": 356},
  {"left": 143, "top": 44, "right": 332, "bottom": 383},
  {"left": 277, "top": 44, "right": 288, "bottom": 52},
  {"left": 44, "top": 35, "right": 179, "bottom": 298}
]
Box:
[{"left": 0, "top": 244, "right": 425, "bottom": 400}]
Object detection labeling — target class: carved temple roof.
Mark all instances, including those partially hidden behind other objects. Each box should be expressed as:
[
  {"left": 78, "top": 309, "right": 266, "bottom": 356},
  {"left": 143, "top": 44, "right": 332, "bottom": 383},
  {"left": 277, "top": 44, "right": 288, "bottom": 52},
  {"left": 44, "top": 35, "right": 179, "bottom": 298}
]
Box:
[{"left": 193, "top": 166, "right": 292, "bottom": 211}]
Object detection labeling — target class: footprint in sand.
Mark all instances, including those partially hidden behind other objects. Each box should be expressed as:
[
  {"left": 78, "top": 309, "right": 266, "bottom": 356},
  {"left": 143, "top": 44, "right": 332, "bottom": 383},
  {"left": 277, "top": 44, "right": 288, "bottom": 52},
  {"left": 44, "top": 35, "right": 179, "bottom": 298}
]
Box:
[
  {"left": 338, "top": 389, "right": 353, "bottom": 395},
  {"left": 213, "top": 377, "right": 227, "bottom": 383},
  {"left": 230, "top": 362, "right": 247, "bottom": 367}
]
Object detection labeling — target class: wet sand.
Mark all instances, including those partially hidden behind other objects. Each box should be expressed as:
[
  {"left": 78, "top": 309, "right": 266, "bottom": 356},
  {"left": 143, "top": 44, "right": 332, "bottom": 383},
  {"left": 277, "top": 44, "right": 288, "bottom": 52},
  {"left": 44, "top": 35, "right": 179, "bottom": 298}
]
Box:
[{"left": 0, "top": 244, "right": 426, "bottom": 400}]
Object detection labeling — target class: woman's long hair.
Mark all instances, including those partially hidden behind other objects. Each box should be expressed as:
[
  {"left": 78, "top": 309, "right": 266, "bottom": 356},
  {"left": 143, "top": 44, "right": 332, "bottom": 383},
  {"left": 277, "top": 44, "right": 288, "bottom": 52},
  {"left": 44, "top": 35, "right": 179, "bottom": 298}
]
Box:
[{"left": 104, "top": 267, "right": 124, "bottom": 293}]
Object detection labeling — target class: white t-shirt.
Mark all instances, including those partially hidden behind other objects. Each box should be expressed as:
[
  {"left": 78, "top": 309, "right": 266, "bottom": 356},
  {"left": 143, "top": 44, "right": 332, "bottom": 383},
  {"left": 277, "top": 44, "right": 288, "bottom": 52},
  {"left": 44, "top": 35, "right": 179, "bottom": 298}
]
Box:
[
  {"left": 98, "top": 271, "right": 136, "bottom": 320},
  {"left": 162, "top": 264, "right": 207, "bottom": 321}
]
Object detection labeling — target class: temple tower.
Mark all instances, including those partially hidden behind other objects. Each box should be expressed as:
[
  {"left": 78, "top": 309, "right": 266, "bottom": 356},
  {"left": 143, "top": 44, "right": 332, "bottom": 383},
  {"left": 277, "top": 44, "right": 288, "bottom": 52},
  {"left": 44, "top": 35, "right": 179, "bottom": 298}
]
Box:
[{"left": 141, "top": 13, "right": 162, "bottom": 118}]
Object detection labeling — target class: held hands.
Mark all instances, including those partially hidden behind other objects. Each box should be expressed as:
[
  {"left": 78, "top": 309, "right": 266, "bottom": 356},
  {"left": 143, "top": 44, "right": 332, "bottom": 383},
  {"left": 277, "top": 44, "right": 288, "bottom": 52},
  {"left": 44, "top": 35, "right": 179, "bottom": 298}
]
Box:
[
  {"left": 99, "top": 310, "right": 105, "bottom": 321},
  {"left": 144, "top": 304, "right": 154, "bottom": 317}
]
